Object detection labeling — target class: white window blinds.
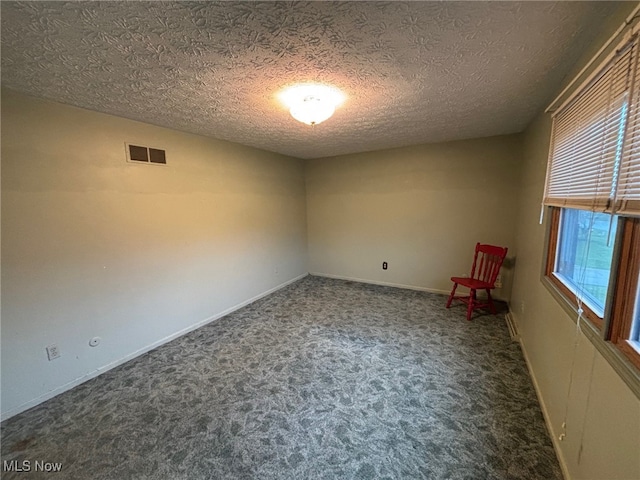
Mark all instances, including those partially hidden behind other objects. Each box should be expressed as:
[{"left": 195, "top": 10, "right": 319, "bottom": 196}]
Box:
[
  {"left": 618, "top": 43, "right": 640, "bottom": 216},
  {"left": 543, "top": 35, "right": 640, "bottom": 217}
]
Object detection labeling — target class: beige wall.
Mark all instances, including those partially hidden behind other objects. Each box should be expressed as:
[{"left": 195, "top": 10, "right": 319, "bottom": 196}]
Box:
[
  {"left": 510, "top": 4, "right": 640, "bottom": 477},
  {"left": 512, "top": 109, "right": 640, "bottom": 480},
  {"left": 1, "top": 89, "right": 308, "bottom": 419},
  {"left": 306, "top": 136, "right": 521, "bottom": 299}
]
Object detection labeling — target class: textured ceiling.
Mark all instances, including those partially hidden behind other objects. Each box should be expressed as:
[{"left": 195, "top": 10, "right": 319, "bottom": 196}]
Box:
[{"left": 1, "top": 1, "right": 622, "bottom": 159}]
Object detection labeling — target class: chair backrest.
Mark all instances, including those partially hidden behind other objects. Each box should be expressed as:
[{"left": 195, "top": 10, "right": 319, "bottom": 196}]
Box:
[{"left": 469, "top": 243, "right": 508, "bottom": 286}]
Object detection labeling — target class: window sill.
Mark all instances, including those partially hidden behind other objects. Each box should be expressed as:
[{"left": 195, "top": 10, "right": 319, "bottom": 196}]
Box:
[
  {"left": 551, "top": 272, "right": 605, "bottom": 318},
  {"left": 541, "top": 275, "right": 640, "bottom": 400}
]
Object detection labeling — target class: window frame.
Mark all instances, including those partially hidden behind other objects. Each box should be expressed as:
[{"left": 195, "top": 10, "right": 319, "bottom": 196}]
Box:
[
  {"left": 545, "top": 207, "right": 640, "bottom": 372},
  {"left": 608, "top": 216, "right": 640, "bottom": 370}
]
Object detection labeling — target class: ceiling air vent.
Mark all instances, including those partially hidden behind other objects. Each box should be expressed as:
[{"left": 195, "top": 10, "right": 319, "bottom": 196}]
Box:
[{"left": 126, "top": 143, "right": 167, "bottom": 165}]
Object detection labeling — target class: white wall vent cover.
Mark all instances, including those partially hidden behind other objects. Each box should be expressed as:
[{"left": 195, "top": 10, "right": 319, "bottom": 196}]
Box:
[{"left": 126, "top": 143, "right": 166, "bottom": 165}]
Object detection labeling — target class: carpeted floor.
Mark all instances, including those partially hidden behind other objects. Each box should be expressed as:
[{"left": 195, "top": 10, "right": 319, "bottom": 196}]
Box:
[{"left": 1, "top": 276, "right": 562, "bottom": 479}]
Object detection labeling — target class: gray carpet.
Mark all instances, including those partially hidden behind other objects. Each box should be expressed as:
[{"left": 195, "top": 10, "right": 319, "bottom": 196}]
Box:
[{"left": 1, "top": 276, "right": 562, "bottom": 479}]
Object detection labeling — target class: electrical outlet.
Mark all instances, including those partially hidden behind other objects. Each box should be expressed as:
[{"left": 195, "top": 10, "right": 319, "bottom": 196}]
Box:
[
  {"left": 46, "top": 344, "right": 60, "bottom": 361},
  {"left": 495, "top": 274, "right": 502, "bottom": 289},
  {"left": 382, "top": 261, "right": 388, "bottom": 270}
]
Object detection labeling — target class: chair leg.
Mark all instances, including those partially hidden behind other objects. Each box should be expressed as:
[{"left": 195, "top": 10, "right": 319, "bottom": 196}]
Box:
[
  {"left": 466, "top": 289, "right": 476, "bottom": 321},
  {"left": 446, "top": 282, "right": 457, "bottom": 308},
  {"left": 487, "top": 289, "right": 496, "bottom": 314}
]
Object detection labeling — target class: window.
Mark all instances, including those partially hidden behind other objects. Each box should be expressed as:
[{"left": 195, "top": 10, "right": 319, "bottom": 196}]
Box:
[
  {"left": 607, "top": 218, "right": 640, "bottom": 369},
  {"left": 632, "top": 289, "right": 640, "bottom": 345},
  {"left": 543, "top": 33, "right": 640, "bottom": 372},
  {"left": 550, "top": 209, "right": 618, "bottom": 319},
  {"left": 631, "top": 295, "right": 640, "bottom": 348},
  {"left": 546, "top": 210, "right": 640, "bottom": 358}
]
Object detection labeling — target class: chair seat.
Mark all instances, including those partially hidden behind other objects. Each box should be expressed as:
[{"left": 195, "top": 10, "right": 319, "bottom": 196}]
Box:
[{"left": 450, "top": 276, "right": 493, "bottom": 290}]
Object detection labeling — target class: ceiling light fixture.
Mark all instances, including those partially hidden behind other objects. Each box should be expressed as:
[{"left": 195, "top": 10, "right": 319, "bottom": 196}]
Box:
[{"left": 279, "top": 84, "right": 345, "bottom": 126}]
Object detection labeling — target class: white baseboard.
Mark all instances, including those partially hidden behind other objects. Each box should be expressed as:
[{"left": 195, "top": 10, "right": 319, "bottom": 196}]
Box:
[
  {"left": 1, "top": 273, "right": 308, "bottom": 422},
  {"left": 510, "top": 305, "right": 570, "bottom": 480},
  {"left": 309, "top": 272, "right": 451, "bottom": 295}
]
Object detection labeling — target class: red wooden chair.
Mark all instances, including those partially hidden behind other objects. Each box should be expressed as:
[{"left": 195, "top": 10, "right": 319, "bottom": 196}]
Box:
[{"left": 446, "top": 243, "right": 508, "bottom": 321}]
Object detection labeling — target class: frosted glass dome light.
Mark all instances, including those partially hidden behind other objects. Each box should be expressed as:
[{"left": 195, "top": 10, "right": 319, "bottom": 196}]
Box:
[
  {"left": 279, "top": 84, "right": 345, "bottom": 126},
  {"left": 290, "top": 95, "right": 336, "bottom": 126}
]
